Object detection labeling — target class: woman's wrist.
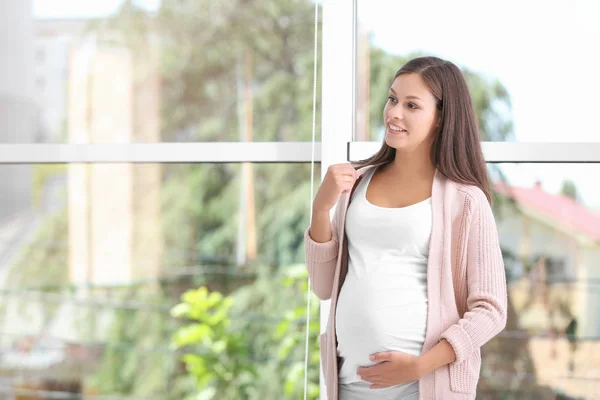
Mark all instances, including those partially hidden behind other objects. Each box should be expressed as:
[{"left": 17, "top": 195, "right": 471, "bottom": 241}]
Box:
[{"left": 417, "top": 339, "right": 457, "bottom": 377}]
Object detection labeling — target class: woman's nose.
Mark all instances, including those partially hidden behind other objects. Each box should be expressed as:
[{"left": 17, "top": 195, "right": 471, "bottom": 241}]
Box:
[{"left": 388, "top": 107, "right": 403, "bottom": 121}]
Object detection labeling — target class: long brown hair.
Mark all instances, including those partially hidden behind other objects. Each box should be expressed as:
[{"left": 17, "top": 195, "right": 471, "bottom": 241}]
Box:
[{"left": 355, "top": 56, "right": 491, "bottom": 204}]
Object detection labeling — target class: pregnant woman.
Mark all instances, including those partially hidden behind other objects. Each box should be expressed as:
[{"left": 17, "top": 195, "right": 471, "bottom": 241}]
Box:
[{"left": 305, "top": 56, "right": 508, "bottom": 400}]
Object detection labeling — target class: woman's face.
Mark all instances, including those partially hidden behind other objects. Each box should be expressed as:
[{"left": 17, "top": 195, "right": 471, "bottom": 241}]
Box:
[{"left": 383, "top": 73, "right": 439, "bottom": 153}]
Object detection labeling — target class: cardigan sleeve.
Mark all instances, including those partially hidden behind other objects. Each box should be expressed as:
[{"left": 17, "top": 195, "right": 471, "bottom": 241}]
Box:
[
  {"left": 304, "top": 196, "right": 345, "bottom": 300},
  {"left": 440, "top": 189, "right": 508, "bottom": 364}
]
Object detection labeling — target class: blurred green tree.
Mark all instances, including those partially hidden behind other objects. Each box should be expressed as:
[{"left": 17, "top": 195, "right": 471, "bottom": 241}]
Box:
[{"left": 560, "top": 179, "right": 580, "bottom": 202}]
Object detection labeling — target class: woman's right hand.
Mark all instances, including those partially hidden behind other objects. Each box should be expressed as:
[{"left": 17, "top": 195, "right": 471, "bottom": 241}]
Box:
[{"left": 313, "top": 163, "right": 358, "bottom": 212}]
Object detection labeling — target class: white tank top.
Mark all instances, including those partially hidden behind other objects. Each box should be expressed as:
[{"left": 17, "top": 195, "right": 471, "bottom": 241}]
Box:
[{"left": 335, "top": 166, "right": 431, "bottom": 385}]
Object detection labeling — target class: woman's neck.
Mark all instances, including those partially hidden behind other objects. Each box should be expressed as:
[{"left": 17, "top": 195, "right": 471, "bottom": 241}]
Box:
[{"left": 383, "top": 150, "right": 436, "bottom": 184}]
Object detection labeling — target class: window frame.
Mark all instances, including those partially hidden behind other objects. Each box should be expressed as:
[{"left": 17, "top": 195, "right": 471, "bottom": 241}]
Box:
[{"left": 2, "top": 0, "right": 600, "bottom": 398}]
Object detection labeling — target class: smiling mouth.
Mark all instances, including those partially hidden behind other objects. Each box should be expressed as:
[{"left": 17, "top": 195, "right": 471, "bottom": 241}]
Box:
[{"left": 388, "top": 125, "right": 407, "bottom": 133}]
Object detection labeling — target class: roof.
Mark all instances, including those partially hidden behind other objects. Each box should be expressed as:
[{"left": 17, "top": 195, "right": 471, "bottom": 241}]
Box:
[{"left": 495, "top": 182, "right": 600, "bottom": 242}]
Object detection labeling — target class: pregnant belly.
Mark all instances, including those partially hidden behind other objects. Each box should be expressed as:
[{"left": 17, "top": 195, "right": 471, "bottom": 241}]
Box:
[{"left": 335, "top": 265, "right": 428, "bottom": 383}]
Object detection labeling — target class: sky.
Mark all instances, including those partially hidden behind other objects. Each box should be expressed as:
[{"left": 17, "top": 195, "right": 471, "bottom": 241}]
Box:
[{"left": 34, "top": 0, "right": 600, "bottom": 209}]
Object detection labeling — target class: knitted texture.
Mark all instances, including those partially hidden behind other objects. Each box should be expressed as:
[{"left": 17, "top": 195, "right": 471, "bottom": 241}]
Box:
[{"left": 305, "top": 165, "right": 507, "bottom": 399}]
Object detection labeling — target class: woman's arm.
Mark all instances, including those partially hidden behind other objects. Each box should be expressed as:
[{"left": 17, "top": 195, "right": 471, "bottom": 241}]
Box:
[
  {"left": 304, "top": 195, "right": 345, "bottom": 300},
  {"left": 309, "top": 209, "right": 333, "bottom": 243},
  {"left": 417, "top": 339, "right": 456, "bottom": 376},
  {"left": 439, "top": 189, "right": 508, "bottom": 364}
]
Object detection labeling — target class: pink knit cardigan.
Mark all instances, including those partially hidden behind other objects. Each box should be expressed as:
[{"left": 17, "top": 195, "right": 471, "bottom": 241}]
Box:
[{"left": 304, "top": 164, "right": 507, "bottom": 400}]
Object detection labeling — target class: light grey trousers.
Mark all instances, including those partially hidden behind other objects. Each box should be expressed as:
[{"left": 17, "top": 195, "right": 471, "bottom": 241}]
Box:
[{"left": 338, "top": 380, "right": 419, "bottom": 400}]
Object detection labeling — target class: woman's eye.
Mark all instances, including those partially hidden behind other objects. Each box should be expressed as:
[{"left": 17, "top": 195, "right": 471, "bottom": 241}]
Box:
[{"left": 387, "top": 97, "right": 417, "bottom": 109}]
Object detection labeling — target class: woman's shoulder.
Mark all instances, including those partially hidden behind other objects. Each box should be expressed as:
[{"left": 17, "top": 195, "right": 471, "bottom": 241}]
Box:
[
  {"left": 455, "top": 182, "right": 487, "bottom": 201},
  {"left": 447, "top": 180, "right": 491, "bottom": 213}
]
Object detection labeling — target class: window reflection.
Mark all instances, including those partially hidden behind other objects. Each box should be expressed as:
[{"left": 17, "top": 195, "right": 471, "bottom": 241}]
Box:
[
  {"left": 0, "top": 162, "right": 320, "bottom": 398},
  {"left": 357, "top": 0, "right": 600, "bottom": 143},
  {"left": 483, "top": 163, "right": 600, "bottom": 399}
]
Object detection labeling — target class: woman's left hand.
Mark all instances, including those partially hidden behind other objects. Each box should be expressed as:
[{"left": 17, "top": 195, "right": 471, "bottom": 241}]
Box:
[{"left": 356, "top": 351, "right": 424, "bottom": 389}]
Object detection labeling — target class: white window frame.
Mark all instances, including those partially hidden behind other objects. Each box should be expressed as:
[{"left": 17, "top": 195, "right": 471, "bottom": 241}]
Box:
[{"left": 1, "top": 0, "right": 600, "bottom": 398}]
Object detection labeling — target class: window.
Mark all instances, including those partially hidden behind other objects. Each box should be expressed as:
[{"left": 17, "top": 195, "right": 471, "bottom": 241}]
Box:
[
  {"left": 356, "top": 0, "right": 600, "bottom": 143},
  {"left": 2, "top": 1, "right": 597, "bottom": 399},
  {"left": 0, "top": 162, "right": 321, "bottom": 398},
  {"left": 16, "top": 3, "right": 323, "bottom": 143}
]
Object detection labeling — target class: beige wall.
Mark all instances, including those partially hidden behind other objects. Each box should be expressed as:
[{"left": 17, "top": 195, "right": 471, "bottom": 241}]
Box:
[
  {"left": 581, "top": 248, "right": 600, "bottom": 337},
  {"left": 492, "top": 202, "right": 600, "bottom": 399},
  {"left": 495, "top": 202, "right": 596, "bottom": 336}
]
